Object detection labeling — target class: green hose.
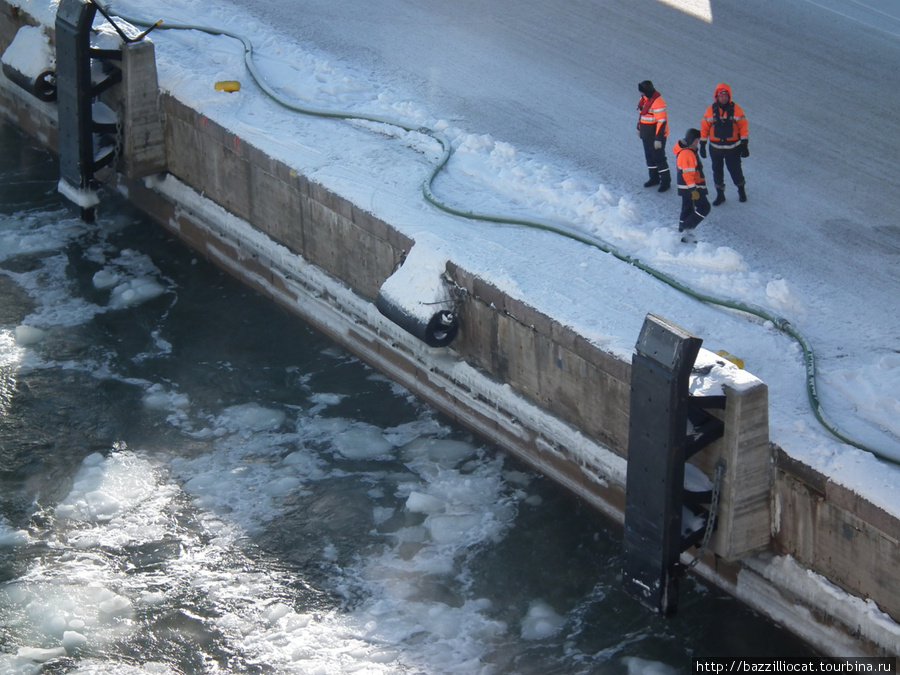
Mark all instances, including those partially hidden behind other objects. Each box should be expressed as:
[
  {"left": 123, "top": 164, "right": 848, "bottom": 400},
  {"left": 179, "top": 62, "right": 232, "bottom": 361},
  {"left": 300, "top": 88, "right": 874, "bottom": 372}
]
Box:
[{"left": 102, "top": 2, "right": 899, "bottom": 465}]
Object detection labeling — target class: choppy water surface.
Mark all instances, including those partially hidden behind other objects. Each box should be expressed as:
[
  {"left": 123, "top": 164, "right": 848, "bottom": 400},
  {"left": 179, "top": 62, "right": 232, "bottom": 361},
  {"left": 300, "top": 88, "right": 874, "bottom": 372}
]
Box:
[{"left": 0, "top": 122, "right": 816, "bottom": 674}]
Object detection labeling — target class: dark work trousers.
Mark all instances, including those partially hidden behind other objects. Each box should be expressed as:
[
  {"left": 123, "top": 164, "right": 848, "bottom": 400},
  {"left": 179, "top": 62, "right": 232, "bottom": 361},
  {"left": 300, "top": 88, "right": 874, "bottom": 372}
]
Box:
[
  {"left": 709, "top": 146, "right": 745, "bottom": 190},
  {"left": 640, "top": 129, "right": 670, "bottom": 185},
  {"left": 679, "top": 189, "right": 711, "bottom": 230}
]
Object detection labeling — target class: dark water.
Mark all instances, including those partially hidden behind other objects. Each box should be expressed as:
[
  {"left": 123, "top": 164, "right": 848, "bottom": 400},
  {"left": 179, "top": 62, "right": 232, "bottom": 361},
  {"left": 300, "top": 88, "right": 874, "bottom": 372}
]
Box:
[{"left": 0, "top": 121, "right": 815, "bottom": 674}]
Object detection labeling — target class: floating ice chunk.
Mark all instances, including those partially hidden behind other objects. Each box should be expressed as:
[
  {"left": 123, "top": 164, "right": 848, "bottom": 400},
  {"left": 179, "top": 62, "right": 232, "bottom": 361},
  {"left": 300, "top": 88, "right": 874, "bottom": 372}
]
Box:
[
  {"left": 0, "top": 520, "right": 29, "bottom": 547},
  {"left": 503, "top": 470, "right": 532, "bottom": 487},
  {"left": 333, "top": 424, "right": 393, "bottom": 460},
  {"left": 139, "top": 591, "right": 167, "bottom": 606},
  {"left": 67, "top": 531, "right": 100, "bottom": 549},
  {"left": 142, "top": 384, "right": 190, "bottom": 411},
  {"left": 109, "top": 276, "right": 165, "bottom": 308},
  {"left": 425, "top": 513, "right": 481, "bottom": 544},
  {"left": 391, "top": 525, "right": 428, "bottom": 544},
  {"left": 264, "top": 602, "right": 291, "bottom": 624},
  {"left": 261, "top": 475, "right": 301, "bottom": 495},
  {"left": 56, "top": 451, "right": 157, "bottom": 523},
  {"left": 285, "top": 613, "right": 311, "bottom": 632},
  {"left": 141, "top": 389, "right": 169, "bottom": 410},
  {"left": 373, "top": 506, "right": 394, "bottom": 525},
  {"left": 405, "top": 491, "right": 446, "bottom": 514},
  {"left": 61, "top": 630, "right": 87, "bottom": 652},
  {"left": 82, "top": 452, "right": 105, "bottom": 467},
  {"left": 182, "top": 473, "right": 218, "bottom": 496},
  {"left": 292, "top": 648, "right": 314, "bottom": 661},
  {"left": 401, "top": 437, "right": 475, "bottom": 466},
  {"left": 520, "top": 600, "right": 566, "bottom": 640},
  {"left": 624, "top": 656, "right": 678, "bottom": 675},
  {"left": 91, "top": 268, "right": 120, "bottom": 290},
  {"left": 382, "top": 418, "right": 443, "bottom": 446},
  {"left": 365, "top": 648, "right": 400, "bottom": 663},
  {"left": 283, "top": 451, "right": 306, "bottom": 465},
  {"left": 308, "top": 392, "right": 344, "bottom": 407},
  {"left": 322, "top": 542, "right": 338, "bottom": 561},
  {"left": 224, "top": 402, "right": 286, "bottom": 431},
  {"left": 16, "top": 646, "right": 66, "bottom": 663},
  {"left": 13, "top": 325, "right": 44, "bottom": 346},
  {"left": 98, "top": 593, "right": 133, "bottom": 618},
  {"left": 43, "top": 613, "right": 67, "bottom": 636},
  {"left": 281, "top": 450, "right": 326, "bottom": 480},
  {"left": 84, "top": 490, "right": 123, "bottom": 521}
]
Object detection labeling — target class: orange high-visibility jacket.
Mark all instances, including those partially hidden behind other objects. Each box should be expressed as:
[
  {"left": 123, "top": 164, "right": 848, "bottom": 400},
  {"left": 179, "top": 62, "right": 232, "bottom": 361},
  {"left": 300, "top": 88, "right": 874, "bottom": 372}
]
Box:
[
  {"left": 637, "top": 92, "right": 668, "bottom": 140},
  {"left": 674, "top": 140, "right": 706, "bottom": 191},
  {"left": 700, "top": 83, "right": 748, "bottom": 150}
]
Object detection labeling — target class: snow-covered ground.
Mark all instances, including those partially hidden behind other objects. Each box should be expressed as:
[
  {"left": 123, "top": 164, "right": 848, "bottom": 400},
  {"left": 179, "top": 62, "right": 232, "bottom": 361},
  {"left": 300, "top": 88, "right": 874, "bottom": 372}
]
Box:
[{"left": 15, "top": 0, "right": 900, "bottom": 516}]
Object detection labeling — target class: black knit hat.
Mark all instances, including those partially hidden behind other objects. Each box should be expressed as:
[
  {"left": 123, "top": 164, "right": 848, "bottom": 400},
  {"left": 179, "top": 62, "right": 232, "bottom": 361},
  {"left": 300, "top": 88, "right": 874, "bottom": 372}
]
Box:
[
  {"left": 683, "top": 128, "right": 701, "bottom": 146},
  {"left": 638, "top": 80, "right": 655, "bottom": 95}
]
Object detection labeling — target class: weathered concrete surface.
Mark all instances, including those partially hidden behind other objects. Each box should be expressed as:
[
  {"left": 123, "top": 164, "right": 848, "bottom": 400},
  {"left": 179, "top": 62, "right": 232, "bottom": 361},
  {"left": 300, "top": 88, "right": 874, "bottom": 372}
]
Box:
[
  {"left": 1, "top": 3, "right": 898, "bottom": 656},
  {"left": 117, "top": 39, "right": 167, "bottom": 179},
  {"left": 774, "top": 448, "right": 900, "bottom": 628}
]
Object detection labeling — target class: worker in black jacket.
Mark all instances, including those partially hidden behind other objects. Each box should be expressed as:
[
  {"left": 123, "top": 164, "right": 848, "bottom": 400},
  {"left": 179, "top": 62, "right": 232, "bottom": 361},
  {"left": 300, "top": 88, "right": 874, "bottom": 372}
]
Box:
[{"left": 636, "top": 80, "right": 670, "bottom": 192}]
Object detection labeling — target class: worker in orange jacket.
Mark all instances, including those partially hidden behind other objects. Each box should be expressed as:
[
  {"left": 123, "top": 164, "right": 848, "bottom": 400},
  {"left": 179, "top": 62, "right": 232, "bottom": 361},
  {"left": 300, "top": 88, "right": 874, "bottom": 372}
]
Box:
[
  {"left": 674, "top": 128, "right": 710, "bottom": 243},
  {"left": 699, "top": 82, "right": 748, "bottom": 205},
  {"left": 636, "top": 80, "right": 670, "bottom": 192}
]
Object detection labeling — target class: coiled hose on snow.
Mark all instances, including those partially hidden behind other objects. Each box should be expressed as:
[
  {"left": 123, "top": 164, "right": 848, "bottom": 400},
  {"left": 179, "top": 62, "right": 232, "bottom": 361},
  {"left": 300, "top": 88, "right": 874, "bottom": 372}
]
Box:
[{"left": 100, "top": 2, "right": 900, "bottom": 466}]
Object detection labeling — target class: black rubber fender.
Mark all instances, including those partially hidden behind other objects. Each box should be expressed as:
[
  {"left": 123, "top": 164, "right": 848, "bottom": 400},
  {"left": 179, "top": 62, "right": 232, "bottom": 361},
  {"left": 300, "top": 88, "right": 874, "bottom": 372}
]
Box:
[
  {"left": 2, "top": 62, "right": 57, "bottom": 102},
  {"left": 375, "top": 292, "right": 458, "bottom": 348}
]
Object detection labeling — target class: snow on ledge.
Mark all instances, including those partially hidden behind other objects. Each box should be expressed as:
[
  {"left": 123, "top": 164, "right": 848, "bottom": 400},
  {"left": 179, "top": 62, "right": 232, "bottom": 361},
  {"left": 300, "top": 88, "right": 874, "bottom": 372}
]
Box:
[{"left": 742, "top": 553, "right": 900, "bottom": 655}]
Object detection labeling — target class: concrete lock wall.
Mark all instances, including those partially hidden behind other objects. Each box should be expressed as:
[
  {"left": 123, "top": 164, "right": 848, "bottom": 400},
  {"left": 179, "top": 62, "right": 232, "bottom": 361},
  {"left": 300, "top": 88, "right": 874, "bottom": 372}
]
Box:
[
  {"left": 0, "top": 3, "right": 898, "bottom": 656},
  {"left": 158, "top": 96, "right": 775, "bottom": 564}
]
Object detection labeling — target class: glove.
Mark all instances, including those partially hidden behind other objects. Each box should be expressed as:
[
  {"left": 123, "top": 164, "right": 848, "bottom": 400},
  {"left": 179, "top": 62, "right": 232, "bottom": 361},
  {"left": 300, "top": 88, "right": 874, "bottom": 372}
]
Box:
[
  {"left": 741, "top": 141, "right": 749, "bottom": 158},
  {"left": 699, "top": 141, "right": 707, "bottom": 159},
  {"left": 654, "top": 140, "right": 662, "bottom": 150},
  {"left": 691, "top": 190, "right": 700, "bottom": 201}
]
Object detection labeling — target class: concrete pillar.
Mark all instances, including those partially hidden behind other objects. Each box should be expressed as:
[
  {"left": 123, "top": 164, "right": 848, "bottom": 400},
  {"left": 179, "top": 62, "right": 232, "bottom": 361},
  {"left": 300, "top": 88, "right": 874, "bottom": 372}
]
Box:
[
  {"left": 120, "top": 39, "right": 166, "bottom": 178},
  {"left": 693, "top": 377, "right": 772, "bottom": 561}
]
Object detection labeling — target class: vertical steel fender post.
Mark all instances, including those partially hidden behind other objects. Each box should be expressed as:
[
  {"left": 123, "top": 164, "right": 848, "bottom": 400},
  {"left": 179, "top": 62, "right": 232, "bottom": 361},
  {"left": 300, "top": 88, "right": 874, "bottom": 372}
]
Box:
[
  {"left": 621, "top": 314, "right": 703, "bottom": 617},
  {"left": 56, "top": 0, "right": 97, "bottom": 219},
  {"left": 56, "top": 0, "right": 121, "bottom": 222}
]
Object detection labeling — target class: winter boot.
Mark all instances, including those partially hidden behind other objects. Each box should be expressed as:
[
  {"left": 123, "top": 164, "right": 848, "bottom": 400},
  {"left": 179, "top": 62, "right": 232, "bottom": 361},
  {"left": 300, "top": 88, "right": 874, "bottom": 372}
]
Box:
[
  {"left": 712, "top": 188, "right": 726, "bottom": 206},
  {"left": 644, "top": 170, "right": 660, "bottom": 188},
  {"left": 738, "top": 185, "right": 747, "bottom": 202},
  {"left": 657, "top": 177, "right": 671, "bottom": 193}
]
